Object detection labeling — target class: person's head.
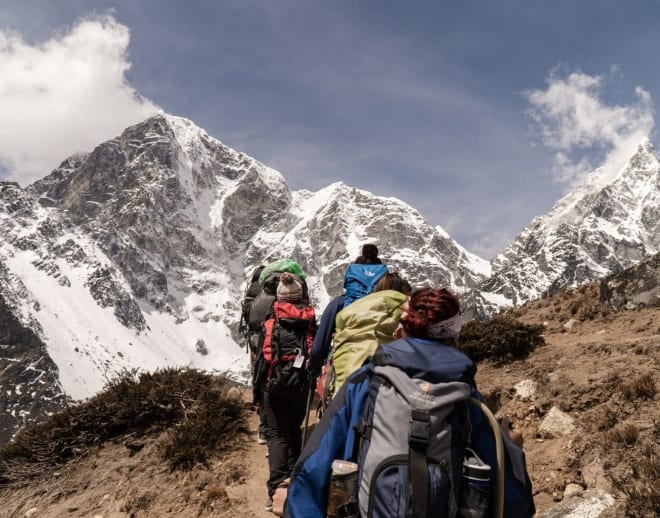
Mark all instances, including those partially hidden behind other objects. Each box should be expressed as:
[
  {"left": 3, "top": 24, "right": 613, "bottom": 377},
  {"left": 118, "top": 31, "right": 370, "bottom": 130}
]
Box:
[
  {"left": 374, "top": 272, "right": 412, "bottom": 295},
  {"left": 399, "top": 288, "right": 462, "bottom": 345},
  {"left": 354, "top": 244, "right": 382, "bottom": 265},
  {"left": 276, "top": 272, "right": 303, "bottom": 303}
]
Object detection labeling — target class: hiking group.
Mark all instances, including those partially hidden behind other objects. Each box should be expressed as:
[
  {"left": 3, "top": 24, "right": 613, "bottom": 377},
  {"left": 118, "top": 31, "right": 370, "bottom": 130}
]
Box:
[{"left": 241, "top": 244, "right": 535, "bottom": 518}]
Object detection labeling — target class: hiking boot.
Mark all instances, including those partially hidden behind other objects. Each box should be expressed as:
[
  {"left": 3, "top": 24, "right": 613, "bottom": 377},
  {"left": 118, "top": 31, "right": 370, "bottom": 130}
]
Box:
[
  {"left": 257, "top": 432, "right": 267, "bottom": 444},
  {"left": 265, "top": 497, "right": 273, "bottom": 512}
]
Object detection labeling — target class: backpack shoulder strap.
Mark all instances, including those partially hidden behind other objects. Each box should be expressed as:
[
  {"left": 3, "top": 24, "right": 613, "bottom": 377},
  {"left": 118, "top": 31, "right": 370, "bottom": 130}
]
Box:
[{"left": 408, "top": 409, "right": 431, "bottom": 518}]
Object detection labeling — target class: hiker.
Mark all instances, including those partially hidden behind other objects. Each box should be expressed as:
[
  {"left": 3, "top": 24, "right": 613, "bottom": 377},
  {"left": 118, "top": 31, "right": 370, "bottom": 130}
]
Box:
[
  {"left": 250, "top": 259, "right": 309, "bottom": 444},
  {"left": 322, "top": 272, "right": 412, "bottom": 403},
  {"left": 284, "top": 287, "right": 535, "bottom": 518},
  {"left": 308, "top": 244, "right": 388, "bottom": 378},
  {"left": 241, "top": 265, "right": 268, "bottom": 442},
  {"left": 240, "top": 264, "right": 266, "bottom": 362},
  {"left": 255, "top": 271, "right": 317, "bottom": 513}
]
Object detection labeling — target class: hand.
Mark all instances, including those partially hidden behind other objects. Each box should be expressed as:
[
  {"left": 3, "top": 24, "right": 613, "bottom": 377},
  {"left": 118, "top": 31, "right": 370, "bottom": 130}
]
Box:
[
  {"left": 393, "top": 324, "right": 404, "bottom": 339},
  {"left": 500, "top": 417, "right": 524, "bottom": 448}
]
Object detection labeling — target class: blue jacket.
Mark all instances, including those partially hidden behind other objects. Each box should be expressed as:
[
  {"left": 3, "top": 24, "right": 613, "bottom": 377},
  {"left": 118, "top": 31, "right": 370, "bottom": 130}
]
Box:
[
  {"left": 309, "top": 294, "right": 345, "bottom": 374},
  {"left": 285, "top": 338, "right": 535, "bottom": 518}
]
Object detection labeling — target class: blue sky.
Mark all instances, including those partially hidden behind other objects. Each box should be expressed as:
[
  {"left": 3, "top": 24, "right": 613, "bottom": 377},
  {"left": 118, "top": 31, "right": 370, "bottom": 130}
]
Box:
[{"left": 1, "top": 1, "right": 658, "bottom": 258}]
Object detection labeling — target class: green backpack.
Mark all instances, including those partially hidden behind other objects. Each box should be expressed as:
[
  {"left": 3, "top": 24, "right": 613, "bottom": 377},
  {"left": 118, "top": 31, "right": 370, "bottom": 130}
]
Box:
[{"left": 331, "top": 289, "right": 408, "bottom": 394}]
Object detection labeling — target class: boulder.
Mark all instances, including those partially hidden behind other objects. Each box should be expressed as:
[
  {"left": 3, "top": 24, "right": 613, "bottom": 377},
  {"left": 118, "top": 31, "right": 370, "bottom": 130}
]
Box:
[
  {"left": 536, "top": 489, "right": 615, "bottom": 518},
  {"left": 514, "top": 379, "right": 537, "bottom": 401},
  {"left": 538, "top": 406, "right": 576, "bottom": 437}
]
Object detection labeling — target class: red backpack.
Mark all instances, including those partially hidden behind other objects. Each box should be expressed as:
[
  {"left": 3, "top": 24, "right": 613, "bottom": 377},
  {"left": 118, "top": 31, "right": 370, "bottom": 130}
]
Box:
[{"left": 262, "top": 301, "right": 316, "bottom": 393}]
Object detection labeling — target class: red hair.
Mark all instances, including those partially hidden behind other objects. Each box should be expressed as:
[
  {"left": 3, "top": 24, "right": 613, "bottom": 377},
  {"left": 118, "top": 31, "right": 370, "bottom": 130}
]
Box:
[{"left": 399, "top": 288, "right": 460, "bottom": 339}]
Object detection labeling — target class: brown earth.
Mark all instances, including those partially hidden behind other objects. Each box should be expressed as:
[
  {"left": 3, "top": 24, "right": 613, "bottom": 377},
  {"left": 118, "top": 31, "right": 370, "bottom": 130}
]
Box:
[
  {"left": 479, "top": 284, "right": 659, "bottom": 516},
  {"left": 1, "top": 283, "right": 658, "bottom": 517}
]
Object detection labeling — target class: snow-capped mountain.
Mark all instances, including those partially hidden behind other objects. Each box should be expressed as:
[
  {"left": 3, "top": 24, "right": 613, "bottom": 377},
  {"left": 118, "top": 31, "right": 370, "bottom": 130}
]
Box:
[
  {"left": 2, "top": 113, "right": 658, "bottom": 440},
  {"left": 471, "top": 140, "right": 660, "bottom": 318},
  {"left": 0, "top": 114, "right": 489, "bottom": 440}
]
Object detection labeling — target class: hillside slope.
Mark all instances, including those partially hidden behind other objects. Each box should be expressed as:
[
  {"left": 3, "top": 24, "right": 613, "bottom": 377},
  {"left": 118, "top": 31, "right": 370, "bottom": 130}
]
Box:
[{"left": 1, "top": 268, "right": 658, "bottom": 517}]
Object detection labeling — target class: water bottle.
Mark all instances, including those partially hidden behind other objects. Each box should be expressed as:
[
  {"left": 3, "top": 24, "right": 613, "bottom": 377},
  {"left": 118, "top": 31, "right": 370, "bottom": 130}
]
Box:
[
  {"left": 458, "top": 448, "right": 491, "bottom": 518},
  {"left": 327, "top": 460, "right": 358, "bottom": 518}
]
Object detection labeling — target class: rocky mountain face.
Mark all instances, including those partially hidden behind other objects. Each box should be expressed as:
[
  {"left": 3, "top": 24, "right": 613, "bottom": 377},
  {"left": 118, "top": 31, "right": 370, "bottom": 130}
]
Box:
[
  {"left": 600, "top": 250, "right": 660, "bottom": 311},
  {"left": 1, "top": 113, "right": 658, "bottom": 441},
  {"left": 0, "top": 288, "right": 70, "bottom": 444},
  {"left": 0, "top": 114, "right": 489, "bottom": 440},
  {"left": 30, "top": 115, "right": 489, "bottom": 316},
  {"left": 470, "top": 140, "right": 660, "bottom": 318},
  {"left": 0, "top": 180, "right": 151, "bottom": 440}
]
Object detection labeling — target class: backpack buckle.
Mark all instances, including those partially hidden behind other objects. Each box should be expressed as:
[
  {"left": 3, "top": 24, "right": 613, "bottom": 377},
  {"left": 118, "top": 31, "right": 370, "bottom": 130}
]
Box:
[
  {"left": 337, "top": 500, "right": 359, "bottom": 518},
  {"left": 408, "top": 410, "right": 430, "bottom": 449}
]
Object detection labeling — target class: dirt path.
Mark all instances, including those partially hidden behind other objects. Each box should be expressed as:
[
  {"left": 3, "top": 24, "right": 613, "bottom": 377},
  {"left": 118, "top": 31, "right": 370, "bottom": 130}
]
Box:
[
  {"left": 224, "top": 404, "right": 273, "bottom": 517},
  {"left": 226, "top": 393, "right": 320, "bottom": 517}
]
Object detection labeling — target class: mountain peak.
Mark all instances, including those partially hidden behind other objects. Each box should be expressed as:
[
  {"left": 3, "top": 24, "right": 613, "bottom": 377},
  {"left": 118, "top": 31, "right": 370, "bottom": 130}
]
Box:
[
  {"left": 637, "top": 135, "right": 654, "bottom": 151},
  {"left": 625, "top": 137, "right": 659, "bottom": 173},
  {"left": 476, "top": 135, "right": 659, "bottom": 316}
]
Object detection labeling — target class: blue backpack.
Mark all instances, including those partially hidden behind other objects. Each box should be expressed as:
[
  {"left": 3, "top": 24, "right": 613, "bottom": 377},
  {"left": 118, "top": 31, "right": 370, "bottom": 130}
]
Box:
[{"left": 342, "top": 264, "right": 388, "bottom": 308}]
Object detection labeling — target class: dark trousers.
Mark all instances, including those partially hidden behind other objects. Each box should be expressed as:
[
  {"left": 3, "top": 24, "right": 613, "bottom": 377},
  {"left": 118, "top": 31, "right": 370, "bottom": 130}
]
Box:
[
  {"left": 249, "top": 336, "right": 269, "bottom": 436},
  {"left": 263, "top": 388, "right": 307, "bottom": 497}
]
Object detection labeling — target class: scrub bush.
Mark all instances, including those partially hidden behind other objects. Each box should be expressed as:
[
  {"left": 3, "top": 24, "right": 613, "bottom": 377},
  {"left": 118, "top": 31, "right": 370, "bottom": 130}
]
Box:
[{"left": 459, "top": 315, "right": 544, "bottom": 364}]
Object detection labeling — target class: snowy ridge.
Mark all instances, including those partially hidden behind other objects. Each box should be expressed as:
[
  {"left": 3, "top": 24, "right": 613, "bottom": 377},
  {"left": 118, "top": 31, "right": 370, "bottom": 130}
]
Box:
[{"left": 472, "top": 140, "right": 660, "bottom": 317}]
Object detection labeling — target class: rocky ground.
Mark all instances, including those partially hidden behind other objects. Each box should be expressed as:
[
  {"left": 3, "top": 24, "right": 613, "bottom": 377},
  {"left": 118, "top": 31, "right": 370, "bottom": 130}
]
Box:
[
  {"left": 479, "top": 283, "right": 658, "bottom": 517},
  {"left": 1, "top": 282, "right": 658, "bottom": 517}
]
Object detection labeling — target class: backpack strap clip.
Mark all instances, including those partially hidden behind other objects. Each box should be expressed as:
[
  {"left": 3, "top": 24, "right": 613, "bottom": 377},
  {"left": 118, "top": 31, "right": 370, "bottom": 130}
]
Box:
[
  {"left": 337, "top": 500, "right": 359, "bottom": 518},
  {"left": 408, "top": 410, "right": 430, "bottom": 449},
  {"left": 355, "top": 418, "right": 372, "bottom": 441}
]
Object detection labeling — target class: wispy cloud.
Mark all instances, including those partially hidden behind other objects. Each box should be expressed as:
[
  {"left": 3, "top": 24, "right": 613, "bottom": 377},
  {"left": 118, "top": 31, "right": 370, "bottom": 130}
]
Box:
[
  {"left": 525, "top": 70, "right": 655, "bottom": 186},
  {"left": 0, "top": 14, "right": 159, "bottom": 185}
]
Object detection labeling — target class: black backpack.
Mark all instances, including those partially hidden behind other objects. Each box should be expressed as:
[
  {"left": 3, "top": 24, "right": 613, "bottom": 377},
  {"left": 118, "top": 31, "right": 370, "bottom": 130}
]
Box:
[{"left": 240, "top": 265, "right": 266, "bottom": 345}]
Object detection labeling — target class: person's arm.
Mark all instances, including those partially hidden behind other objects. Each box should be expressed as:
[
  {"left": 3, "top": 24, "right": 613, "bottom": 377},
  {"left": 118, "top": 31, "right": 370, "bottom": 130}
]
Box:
[
  {"left": 284, "top": 369, "right": 369, "bottom": 518},
  {"left": 500, "top": 416, "right": 524, "bottom": 448},
  {"left": 309, "top": 295, "right": 344, "bottom": 375}
]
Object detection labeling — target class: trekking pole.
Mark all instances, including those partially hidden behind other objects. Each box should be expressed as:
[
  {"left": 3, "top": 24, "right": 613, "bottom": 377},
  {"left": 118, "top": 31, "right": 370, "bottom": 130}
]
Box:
[{"left": 301, "top": 376, "right": 316, "bottom": 447}]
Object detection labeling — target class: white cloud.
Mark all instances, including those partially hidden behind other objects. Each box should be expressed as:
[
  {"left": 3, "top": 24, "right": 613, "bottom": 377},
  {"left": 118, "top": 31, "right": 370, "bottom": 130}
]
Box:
[
  {"left": 525, "top": 71, "right": 655, "bottom": 186},
  {"left": 0, "top": 14, "right": 160, "bottom": 185}
]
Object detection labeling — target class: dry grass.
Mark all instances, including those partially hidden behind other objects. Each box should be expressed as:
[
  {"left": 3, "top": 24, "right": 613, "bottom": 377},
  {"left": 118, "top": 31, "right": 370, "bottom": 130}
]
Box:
[
  {"left": 620, "top": 373, "right": 656, "bottom": 401},
  {"left": 510, "top": 282, "right": 610, "bottom": 325},
  {"left": 581, "top": 404, "right": 619, "bottom": 432},
  {"left": 0, "top": 368, "right": 248, "bottom": 486},
  {"left": 603, "top": 424, "right": 639, "bottom": 446},
  {"left": 610, "top": 439, "right": 659, "bottom": 517}
]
